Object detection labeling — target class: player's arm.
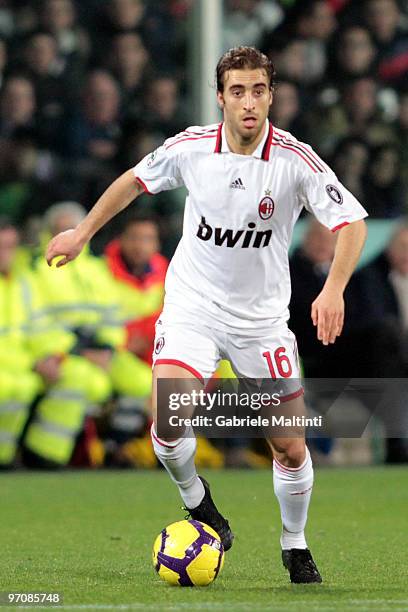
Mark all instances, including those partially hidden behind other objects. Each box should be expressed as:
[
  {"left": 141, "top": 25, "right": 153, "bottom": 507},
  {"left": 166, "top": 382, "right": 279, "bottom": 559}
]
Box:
[
  {"left": 311, "top": 219, "right": 367, "bottom": 345},
  {"left": 46, "top": 169, "right": 143, "bottom": 267}
]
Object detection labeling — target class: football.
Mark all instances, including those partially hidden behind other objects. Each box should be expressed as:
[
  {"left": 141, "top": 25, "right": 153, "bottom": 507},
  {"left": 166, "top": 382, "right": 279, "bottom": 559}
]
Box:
[{"left": 152, "top": 519, "right": 225, "bottom": 586}]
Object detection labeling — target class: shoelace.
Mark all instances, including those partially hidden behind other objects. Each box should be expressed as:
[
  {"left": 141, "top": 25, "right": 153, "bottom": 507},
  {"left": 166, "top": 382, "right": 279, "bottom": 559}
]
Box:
[{"left": 183, "top": 503, "right": 231, "bottom": 539}]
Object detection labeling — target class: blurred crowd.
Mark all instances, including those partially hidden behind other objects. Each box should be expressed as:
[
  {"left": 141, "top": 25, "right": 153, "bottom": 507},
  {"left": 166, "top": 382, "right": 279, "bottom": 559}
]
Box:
[
  {"left": 0, "top": 0, "right": 407, "bottom": 232},
  {"left": 0, "top": 0, "right": 191, "bottom": 257},
  {"left": 227, "top": 0, "right": 408, "bottom": 217},
  {"left": 0, "top": 0, "right": 408, "bottom": 469}
]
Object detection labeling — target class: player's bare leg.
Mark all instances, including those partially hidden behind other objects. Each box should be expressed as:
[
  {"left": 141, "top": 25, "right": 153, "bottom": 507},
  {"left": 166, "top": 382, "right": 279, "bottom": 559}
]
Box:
[
  {"left": 264, "top": 395, "right": 322, "bottom": 583},
  {"left": 151, "top": 364, "right": 233, "bottom": 550},
  {"left": 151, "top": 364, "right": 204, "bottom": 508}
]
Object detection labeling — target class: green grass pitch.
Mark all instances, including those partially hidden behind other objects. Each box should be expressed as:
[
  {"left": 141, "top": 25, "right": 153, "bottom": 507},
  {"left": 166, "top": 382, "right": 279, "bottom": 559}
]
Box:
[{"left": 1, "top": 467, "right": 407, "bottom": 611}]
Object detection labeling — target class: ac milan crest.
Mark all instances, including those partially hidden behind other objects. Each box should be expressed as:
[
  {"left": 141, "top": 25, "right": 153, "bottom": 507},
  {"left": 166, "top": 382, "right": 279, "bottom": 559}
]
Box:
[
  {"left": 258, "top": 196, "right": 275, "bottom": 220},
  {"left": 154, "top": 337, "right": 165, "bottom": 354},
  {"left": 325, "top": 184, "right": 343, "bottom": 204}
]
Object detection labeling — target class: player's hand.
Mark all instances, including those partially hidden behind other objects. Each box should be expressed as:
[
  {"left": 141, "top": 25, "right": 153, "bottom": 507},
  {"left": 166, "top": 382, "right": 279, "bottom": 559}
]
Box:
[
  {"left": 311, "top": 287, "right": 344, "bottom": 345},
  {"left": 46, "top": 229, "right": 86, "bottom": 267}
]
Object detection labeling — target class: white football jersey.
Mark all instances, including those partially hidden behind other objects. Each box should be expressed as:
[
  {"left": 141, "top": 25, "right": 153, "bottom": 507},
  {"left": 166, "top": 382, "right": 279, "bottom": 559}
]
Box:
[{"left": 133, "top": 121, "right": 367, "bottom": 333}]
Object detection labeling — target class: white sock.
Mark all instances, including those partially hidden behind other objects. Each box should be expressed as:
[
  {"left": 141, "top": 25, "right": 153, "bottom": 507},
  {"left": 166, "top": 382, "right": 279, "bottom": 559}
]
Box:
[
  {"left": 273, "top": 447, "right": 314, "bottom": 550},
  {"left": 151, "top": 425, "right": 205, "bottom": 509}
]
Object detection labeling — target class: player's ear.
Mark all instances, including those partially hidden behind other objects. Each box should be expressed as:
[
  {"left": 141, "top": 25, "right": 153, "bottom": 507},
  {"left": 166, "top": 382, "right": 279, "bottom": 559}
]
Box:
[
  {"left": 269, "top": 89, "right": 273, "bottom": 107},
  {"left": 217, "top": 91, "right": 225, "bottom": 110}
]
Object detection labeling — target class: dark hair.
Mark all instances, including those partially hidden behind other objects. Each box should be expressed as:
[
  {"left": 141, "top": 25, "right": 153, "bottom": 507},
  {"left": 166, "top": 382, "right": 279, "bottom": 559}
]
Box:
[
  {"left": 292, "top": 0, "right": 327, "bottom": 20},
  {"left": 121, "top": 211, "right": 161, "bottom": 234},
  {"left": 216, "top": 46, "right": 276, "bottom": 93},
  {"left": 340, "top": 72, "right": 377, "bottom": 95},
  {"left": 369, "top": 142, "right": 400, "bottom": 162},
  {"left": 333, "top": 135, "right": 369, "bottom": 155},
  {"left": 26, "top": 28, "right": 57, "bottom": 41},
  {"left": 0, "top": 216, "right": 17, "bottom": 232}
]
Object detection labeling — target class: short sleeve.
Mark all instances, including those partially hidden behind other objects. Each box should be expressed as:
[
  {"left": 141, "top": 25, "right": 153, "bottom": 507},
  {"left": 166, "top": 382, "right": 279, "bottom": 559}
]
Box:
[
  {"left": 133, "top": 144, "right": 184, "bottom": 194},
  {"left": 299, "top": 171, "right": 368, "bottom": 232}
]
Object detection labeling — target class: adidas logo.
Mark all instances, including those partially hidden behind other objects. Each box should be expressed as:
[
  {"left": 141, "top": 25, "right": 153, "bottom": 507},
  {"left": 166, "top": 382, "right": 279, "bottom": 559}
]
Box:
[{"left": 230, "top": 178, "right": 245, "bottom": 190}]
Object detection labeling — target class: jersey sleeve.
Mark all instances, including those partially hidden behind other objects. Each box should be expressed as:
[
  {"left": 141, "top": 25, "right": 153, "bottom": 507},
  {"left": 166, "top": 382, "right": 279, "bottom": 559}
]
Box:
[
  {"left": 299, "top": 170, "right": 368, "bottom": 232},
  {"left": 132, "top": 144, "right": 184, "bottom": 194}
]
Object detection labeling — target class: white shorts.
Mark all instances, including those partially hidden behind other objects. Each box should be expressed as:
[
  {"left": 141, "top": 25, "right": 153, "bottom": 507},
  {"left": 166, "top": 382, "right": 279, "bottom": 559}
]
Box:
[{"left": 152, "top": 303, "right": 302, "bottom": 398}]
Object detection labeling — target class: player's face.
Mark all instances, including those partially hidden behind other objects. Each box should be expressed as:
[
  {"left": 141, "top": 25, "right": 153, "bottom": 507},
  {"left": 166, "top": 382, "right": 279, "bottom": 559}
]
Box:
[{"left": 217, "top": 69, "right": 272, "bottom": 143}]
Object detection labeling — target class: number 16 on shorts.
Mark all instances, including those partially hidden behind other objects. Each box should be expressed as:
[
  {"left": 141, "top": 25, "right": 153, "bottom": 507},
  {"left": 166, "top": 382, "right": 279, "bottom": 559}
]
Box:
[{"left": 263, "top": 347, "right": 294, "bottom": 379}]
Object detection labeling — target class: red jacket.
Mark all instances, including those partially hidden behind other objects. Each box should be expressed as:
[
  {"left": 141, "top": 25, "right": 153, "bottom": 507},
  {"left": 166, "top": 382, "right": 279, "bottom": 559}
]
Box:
[
  {"left": 105, "top": 239, "right": 168, "bottom": 290},
  {"left": 105, "top": 240, "right": 168, "bottom": 364}
]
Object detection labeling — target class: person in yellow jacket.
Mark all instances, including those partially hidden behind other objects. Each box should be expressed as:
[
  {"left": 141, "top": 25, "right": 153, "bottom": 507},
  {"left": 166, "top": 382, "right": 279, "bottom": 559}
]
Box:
[
  {"left": 0, "top": 217, "right": 112, "bottom": 468},
  {"left": 35, "top": 202, "right": 152, "bottom": 460}
]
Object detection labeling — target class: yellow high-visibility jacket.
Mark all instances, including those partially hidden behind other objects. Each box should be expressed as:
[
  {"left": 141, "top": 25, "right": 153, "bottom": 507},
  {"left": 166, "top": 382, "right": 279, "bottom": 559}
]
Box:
[
  {"left": 1, "top": 265, "right": 122, "bottom": 467},
  {"left": 0, "top": 269, "right": 76, "bottom": 372},
  {"left": 35, "top": 246, "right": 126, "bottom": 349}
]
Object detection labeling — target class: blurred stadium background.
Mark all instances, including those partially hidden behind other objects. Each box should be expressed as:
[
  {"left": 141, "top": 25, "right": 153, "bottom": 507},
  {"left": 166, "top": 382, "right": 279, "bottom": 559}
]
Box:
[{"left": 1, "top": 0, "right": 408, "bottom": 472}]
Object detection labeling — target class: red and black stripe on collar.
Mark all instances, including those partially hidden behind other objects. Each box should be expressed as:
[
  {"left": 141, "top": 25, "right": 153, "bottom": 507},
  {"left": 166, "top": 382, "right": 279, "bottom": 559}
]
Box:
[
  {"left": 214, "top": 122, "right": 223, "bottom": 153},
  {"left": 214, "top": 121, "right": 274, "bottom": 161}
]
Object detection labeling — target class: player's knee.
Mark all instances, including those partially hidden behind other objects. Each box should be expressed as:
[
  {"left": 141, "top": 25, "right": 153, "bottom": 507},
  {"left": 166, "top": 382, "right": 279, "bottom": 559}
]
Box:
[
  {"left": 274, "top": 439, "right": 306, "bottom": 468},
  {"left": 151, "top": 422, "right": 189, "bottom": 447},
  {"left": 152, "top": 417, "right": 188, "bottom": 444}
]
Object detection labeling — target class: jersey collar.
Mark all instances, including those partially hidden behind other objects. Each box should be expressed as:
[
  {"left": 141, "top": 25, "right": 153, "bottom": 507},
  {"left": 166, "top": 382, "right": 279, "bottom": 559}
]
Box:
[{"left": 214, "top": 120, "right": 273, "bottom": 160}]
